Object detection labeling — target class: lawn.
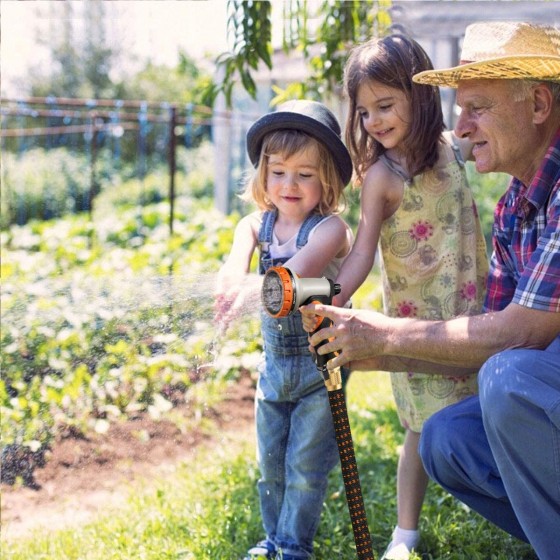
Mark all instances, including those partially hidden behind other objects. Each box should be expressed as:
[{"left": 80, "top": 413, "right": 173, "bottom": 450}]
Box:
[{"left": 2, "top": 371, "right": 537, "bottom": 560}]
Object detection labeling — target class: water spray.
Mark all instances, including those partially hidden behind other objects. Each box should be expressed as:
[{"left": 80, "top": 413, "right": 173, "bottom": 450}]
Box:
[{"left": 262, "top": 266, "right": 375, "bottom": 560}]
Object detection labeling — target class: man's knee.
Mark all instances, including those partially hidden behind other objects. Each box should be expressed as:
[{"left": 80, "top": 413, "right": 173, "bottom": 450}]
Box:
[
  {"left": 479, "top": 349, "right": 533, "bottom": 425},
  {"left": 419, "top": 401, "right": 471, "bottom": 484}
]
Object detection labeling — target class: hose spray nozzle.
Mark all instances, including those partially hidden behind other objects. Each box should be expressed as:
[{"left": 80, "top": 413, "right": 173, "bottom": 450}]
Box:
[
  {"left": 261, "top": 266, "right": 342, "bottom": 389},
  {"left": 261, "top": 266, "right": 340, "bottom": 317}
]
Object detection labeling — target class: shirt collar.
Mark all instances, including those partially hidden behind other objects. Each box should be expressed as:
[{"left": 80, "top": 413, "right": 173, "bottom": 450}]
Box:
[{"left": 515, "top": 125, "right": 560, "bottom": 214}]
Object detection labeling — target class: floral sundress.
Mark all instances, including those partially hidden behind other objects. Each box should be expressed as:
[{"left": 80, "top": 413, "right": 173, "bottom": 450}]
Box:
[{"left": 378, "top": 137, "right": 489, "bottom": 431}]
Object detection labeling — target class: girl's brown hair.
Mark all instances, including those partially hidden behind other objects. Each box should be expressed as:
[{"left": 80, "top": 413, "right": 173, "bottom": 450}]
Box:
[
  {"left": 343, "top": 34, "right": 444, "bottom": 184},
  {"left": 241, "top": 129, "right": 346, "bottom": 215}
]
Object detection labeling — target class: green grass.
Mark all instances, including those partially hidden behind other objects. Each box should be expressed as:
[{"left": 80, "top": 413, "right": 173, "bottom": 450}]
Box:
[{"left": 1, "top": 372, "right": 537, "bottom": 560}]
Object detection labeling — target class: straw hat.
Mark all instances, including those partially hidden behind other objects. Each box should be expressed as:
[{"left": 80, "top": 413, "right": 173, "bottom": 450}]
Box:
[
  {"left": 246, "top": 100, "right": 353, "bottom": 186},
  {"left": 413, "top": 21, "right": 560, "bottom": 87}
]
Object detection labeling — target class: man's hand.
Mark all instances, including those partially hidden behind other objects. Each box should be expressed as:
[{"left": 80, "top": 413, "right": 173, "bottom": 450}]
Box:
[{"left": 300, "top": 303, "right": 390, "bottom": 369}]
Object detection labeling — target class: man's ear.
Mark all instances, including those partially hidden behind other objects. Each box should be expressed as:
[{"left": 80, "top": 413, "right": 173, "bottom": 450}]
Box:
[{"left": 532, "top": 83, "right": 553, "bottom": 124}]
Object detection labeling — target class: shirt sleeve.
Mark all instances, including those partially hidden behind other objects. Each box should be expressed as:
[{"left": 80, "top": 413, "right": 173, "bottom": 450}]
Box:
[
  {"left": 513, "top": 190, "right": 560, "bottom": 312},
  {"left": 484, "top": 184, "right": 560, "bottom": 312},
  {"left": 483, "top": 195, "right": 518, "bottom": 312}
]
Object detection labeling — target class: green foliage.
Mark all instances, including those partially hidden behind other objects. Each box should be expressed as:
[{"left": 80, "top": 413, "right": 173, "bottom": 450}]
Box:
[
  {"left": 1, "top": 142, "right": 215, "bottom": 229},
  {"left": 1, "top": 185, "right": 260, "bottom": 457},
  {"left": 115, "top": 60, "right": 209, "bottom": 106},
  {"left": 1, "top": 148, "right": 94, "bottom": 228},
  {"left": 207, "top": 0, "right": 391, "bottom": 106},
  {"left": 2, "top": 374, "right": 538, "bottom": 559},
  {"left": 204, "top": 1, "right": 273, "bottom": 106},
  {"left": 465, "top": 163, "right": 511, "bottom": 250}
]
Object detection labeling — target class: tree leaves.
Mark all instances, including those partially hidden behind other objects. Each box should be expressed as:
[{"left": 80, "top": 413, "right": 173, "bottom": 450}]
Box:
[{"left": 205, "top": 0, "right": 391, "bottom": 107}]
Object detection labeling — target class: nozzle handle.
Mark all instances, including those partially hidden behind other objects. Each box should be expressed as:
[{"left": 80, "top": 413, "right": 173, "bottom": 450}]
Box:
[{"left": 309, "top": 295, "right": 337, "bottom": 377}]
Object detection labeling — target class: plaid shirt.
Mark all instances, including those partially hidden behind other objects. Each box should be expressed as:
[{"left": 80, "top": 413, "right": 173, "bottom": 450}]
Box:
[{"left": 483, "top": 126, "right": 560, "bottom": 314}]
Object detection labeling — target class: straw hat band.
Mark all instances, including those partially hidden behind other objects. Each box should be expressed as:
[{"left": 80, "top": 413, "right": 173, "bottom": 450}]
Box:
[{"left": 413, "top": 22, "right": 560, "bottom": 88}]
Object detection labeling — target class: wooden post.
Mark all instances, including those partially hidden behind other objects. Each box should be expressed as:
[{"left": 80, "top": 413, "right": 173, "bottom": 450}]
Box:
[
  {"left": 89, "top": 112, "right": 98, "bottom": 222},
  {"left": 168, "top": 105, "right": 177, "bottom": 235}
]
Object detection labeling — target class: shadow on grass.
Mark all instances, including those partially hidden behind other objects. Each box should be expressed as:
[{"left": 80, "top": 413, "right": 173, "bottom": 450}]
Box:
[{"left": 313, "top": 405, "right": 538, "bottom": 560}]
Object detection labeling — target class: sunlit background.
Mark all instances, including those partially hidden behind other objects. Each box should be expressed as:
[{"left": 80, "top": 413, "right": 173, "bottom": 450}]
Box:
[{"left": 1, "top": 0, "right": 231, "bottom": 97}]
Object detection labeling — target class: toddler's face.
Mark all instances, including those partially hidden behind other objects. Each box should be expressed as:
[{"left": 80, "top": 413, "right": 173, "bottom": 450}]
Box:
[{"left": 266, "top": 145, "right": 323, "bottom": 221}]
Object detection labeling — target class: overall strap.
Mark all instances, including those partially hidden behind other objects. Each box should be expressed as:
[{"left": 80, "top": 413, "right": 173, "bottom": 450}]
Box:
[
  {"left": 258, "top": 210, "right": 277, "bottom": 251},
  {"left": 258, "top": 210, "right": 277, "bottom": 275},
  {"left": 296, "top": 213, "right": 328, "bottom": 249}
]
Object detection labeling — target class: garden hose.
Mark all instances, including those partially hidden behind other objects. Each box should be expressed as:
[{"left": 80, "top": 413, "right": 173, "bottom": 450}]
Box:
[{"left": 262, "top": 266, "right": 375, "bottom": 560}]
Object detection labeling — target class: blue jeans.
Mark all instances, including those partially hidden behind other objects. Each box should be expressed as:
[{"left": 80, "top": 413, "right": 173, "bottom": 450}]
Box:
[
  {"left": 255, "top": 312, "right": 341, "bottom": 559},
  {"left": 419, "top": 337, "right": 560, "bottom": 560}
]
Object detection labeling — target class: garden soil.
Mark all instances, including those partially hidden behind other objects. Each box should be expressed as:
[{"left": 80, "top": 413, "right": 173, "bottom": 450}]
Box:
[{"left": 0, "top": 372, "right": 256, "bottom": 541}]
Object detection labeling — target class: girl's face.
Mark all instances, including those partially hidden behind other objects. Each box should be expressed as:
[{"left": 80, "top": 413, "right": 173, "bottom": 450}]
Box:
[
  {"left": 356, "top": 80, "right": 411, "bottom": 153},
  {"left": 266, "top": 144, "right": 323, "bottom": 221}
]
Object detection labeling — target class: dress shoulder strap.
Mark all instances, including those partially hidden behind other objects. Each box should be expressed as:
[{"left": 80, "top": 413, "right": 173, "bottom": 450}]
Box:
[
  {"left": 379, "top": 154, "right": 412, "bottom": 184},
  {"left": 444, "top": 130, "right": 466, "bottom": 168}
]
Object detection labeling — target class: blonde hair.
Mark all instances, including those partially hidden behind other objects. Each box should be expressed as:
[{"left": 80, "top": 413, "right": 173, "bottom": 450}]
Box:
[{"left": 241, "top": 129, "right": 346, "bottom": 215}]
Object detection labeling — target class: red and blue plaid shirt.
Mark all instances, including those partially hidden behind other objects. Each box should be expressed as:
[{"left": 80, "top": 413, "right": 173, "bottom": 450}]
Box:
[{"left": 483, "top": 126, "right": 560, "bottom": 314}]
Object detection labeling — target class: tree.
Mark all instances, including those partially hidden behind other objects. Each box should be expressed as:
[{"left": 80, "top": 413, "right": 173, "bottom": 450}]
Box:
[
  {"left": 204, "top": 0, "right": 392, "bottom": 107},
  {"left": 29, "top": 1, "right": 118, "bottom": 99}
]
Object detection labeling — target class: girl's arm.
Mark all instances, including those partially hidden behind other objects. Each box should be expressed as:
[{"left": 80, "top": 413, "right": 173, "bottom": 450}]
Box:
[
  {"left": 284, "top": 213, "right": 352, "bottom": 279},
  {"left": 214, "top": 212, "right": 260, "bottom": 327},
  {"left": 217, "top": 212, "right": 260, "bottom": 277},
  {"left": 332, "top": 162, "right": 400, "bottom": 307}
]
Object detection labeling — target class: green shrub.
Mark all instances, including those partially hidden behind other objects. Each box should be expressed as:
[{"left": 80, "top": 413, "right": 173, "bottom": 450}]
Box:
[
  {"left": 1, "top": 193, "right": 258, "bottom": 461},
  {"left": 465, "top": 162, "right": 511, "bottom": 249},
  {"left": 1, "top": 142, "right": 215, "bottom": 229},
  {"left": 1, "top": 148, "right": 93, "bottom": 227}
]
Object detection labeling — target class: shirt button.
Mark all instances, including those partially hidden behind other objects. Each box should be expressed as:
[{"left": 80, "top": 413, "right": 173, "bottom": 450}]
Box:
[{"left": 277, "top": 324, "right": 282, "bottom": 331}]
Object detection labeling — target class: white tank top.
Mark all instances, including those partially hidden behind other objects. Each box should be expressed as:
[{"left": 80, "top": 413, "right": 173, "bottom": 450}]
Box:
[{"left": 269, "top": 215, "right": 351, "bottom": 284}]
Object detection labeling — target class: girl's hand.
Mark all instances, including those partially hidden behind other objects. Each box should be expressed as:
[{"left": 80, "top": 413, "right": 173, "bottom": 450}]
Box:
[
  {"left": 213, "top": 283, "right": 239, "bottom": 333},
  {"left": 301, "top": 293, "right": 344, "bottom": 333},
  {"left": 214, "top": 273, "right": 263, "bottom": 333}
]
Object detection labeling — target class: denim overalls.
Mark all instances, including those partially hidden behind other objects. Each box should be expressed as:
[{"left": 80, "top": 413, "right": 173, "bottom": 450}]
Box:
[{"left": 255, "top": 210, "right": 341, "bottom": 559}]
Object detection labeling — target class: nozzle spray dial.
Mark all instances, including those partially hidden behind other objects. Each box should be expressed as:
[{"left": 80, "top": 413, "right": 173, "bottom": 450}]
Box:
[
  {"left": 262, "top": 266, "right": 341, "bottom": 385},
  {"left": 262, "top": 266, "right": 340, "bottom": 318}
]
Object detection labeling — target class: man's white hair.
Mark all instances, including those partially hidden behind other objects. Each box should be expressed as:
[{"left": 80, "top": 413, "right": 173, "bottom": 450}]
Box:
[{"left": 512, "top": 79, "right": 560, "bottom": 103}]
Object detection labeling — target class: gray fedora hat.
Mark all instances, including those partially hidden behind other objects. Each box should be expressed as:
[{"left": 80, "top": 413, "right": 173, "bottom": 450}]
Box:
[{"left": 246, "top": 100, "right": 353, "bottom": 185}]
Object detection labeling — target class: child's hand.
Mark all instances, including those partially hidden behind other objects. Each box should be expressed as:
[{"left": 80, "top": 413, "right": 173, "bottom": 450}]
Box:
[
  {"left": 302, "top": 311, "right": 321, "bottom": 333},
  {"left": 214, "top": 273, "right": 262, "bottom": 333},
  {"left": 213, "top": 275, "right": 240, "bottom": 333},
  {"left": 302, "top": 293, "right": 343, "bottom": 333}
]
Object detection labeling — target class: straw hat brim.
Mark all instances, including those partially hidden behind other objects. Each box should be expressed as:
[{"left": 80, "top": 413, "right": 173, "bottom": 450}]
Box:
[{"left": 413, "top": 55, "right": 560, "bottom": 87}]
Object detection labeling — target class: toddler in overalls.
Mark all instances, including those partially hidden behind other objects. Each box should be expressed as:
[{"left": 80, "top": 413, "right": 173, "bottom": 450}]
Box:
[{"left": 215, "top": 100, "right": 354, "bottom": 560}]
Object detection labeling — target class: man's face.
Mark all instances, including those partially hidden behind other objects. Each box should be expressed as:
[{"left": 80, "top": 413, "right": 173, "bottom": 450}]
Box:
[{"left": 454, "top": 79, "right": 535, "bottom": 180}]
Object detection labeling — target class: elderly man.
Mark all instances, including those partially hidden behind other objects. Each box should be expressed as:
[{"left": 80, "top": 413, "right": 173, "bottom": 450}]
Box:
[{"left": 302, "top": 21, "right": 560, "bottom": 559}]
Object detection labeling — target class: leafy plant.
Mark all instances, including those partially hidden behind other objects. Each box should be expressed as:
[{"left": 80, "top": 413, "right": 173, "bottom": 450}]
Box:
[
  {"left": 1, "top": 374, "right": 538, "bottom": 559},
  {"left": 205, "top": 1, "right": 392, "bottom": 106},
  {"left": 1, "top": 184, "right": 260, "bottom": 483}
]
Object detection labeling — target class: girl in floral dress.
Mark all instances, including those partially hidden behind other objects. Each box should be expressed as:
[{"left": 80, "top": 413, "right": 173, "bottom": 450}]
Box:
[{"left": 331, "top": 35, "right": 488, "bottom": 559}]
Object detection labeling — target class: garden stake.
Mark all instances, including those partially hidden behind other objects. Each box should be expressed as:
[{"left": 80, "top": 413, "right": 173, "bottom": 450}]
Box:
[{"left": 262, "top": 266, "right": 375, "bottom": 560}]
